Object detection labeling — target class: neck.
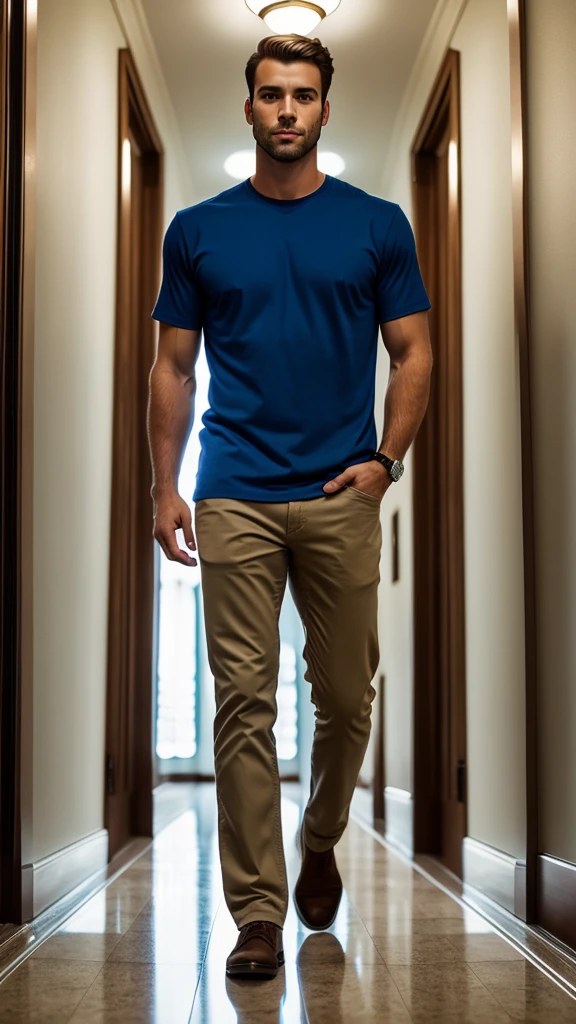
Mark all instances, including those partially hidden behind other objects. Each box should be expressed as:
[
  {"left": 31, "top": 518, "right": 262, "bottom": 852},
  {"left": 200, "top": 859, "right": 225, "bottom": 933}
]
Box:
[{"left": 250, "top": 149, "right": 325, "bottom": 200}]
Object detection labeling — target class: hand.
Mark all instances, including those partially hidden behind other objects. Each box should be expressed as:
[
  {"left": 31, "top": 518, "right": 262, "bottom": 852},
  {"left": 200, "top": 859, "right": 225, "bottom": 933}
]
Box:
[
  {"left": 152, "top": 492, "right": 197, "bottom": 566},
  {"left": 323, "top": 460, "right": 392, "bottom": 501}
]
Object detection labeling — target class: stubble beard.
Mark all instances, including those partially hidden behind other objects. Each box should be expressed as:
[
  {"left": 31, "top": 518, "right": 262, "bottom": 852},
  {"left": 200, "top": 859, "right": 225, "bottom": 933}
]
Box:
[{"left": 252, "top": 111, "right": 323, "bottom": 163}]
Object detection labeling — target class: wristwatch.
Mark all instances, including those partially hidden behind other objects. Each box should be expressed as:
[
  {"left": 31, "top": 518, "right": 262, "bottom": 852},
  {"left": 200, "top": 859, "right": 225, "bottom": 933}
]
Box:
[{"left": 371, "top": 451, "right": 404, "bottom": 482}]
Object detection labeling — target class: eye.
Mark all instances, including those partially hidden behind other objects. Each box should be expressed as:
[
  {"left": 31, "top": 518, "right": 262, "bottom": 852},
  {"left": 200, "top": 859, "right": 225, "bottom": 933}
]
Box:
[{"left": 299, "top": 94, "right": 312, "bottom": 101}]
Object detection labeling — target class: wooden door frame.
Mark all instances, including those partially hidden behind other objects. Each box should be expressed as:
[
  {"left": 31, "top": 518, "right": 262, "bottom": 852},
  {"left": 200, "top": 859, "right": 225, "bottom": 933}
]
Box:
[
  {"left": 410, "top": 49, "right": 466, "bottom": 863},
  {"left": 506, "top": 0, "right": 536, "bottom": 928},
  {"left": 0, "top": 0, "right": 36, "bottom": 925},
  {"left": 104, "top": 48, "right": 163, "bottom": 859}
]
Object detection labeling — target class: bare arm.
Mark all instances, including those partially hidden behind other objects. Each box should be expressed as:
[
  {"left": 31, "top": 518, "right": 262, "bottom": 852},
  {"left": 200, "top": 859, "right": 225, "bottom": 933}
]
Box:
[
  {"left": 147, "top": 322, "right": 202, "bottom": 565},
  {"left": 323, "top": 310, "right": 433, "bottom": 498},
  {"left": 378, "top": 309, "right": 433, "bottom": 461}
]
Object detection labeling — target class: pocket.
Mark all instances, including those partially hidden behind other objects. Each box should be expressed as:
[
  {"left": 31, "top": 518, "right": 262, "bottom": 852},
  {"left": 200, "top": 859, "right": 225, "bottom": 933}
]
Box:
[{"left": 347, "top": 485, "right": 382, "bottom": 506}]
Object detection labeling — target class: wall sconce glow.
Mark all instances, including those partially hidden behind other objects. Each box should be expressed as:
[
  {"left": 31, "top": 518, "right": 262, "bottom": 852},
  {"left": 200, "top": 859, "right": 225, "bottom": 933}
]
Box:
[
  {"left": 448, "top": 139, "right": 458, "bottom": 201},
  {"left": 318, "top": 151, "right": 345, "bottom": 176},
  {"left": 224, "top": 149, "right": 345, "bottom": 180},
  {"left": 122, "top": 137, "right": 131, "bottom": 195},
  {"left": 225, "top": 150, "right": 256, "bottom": 179},
  {"left": 245, "top": 0, "right": 341, "bottom": 36}
]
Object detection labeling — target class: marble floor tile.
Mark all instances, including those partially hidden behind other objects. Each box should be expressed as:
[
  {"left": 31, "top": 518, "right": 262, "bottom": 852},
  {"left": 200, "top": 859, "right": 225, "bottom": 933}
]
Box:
[
  {"left": 355, "top": 908, "right": 495, "bottom": 937},
  {"left": 67, "top": 962, "right": 200, "bottom": 1024},
  {"left": 107, "top": 923, "right": 211, "bottom": 965},
  {"left": 126, "top": 896, "right": 218, "bottom": 934},
  {"left": 447, "top": 933, "right": 525, "bottom": 962},
  {"left": 388, "top": 961, "right": 515, "bottom": 1021},
  {"left": 0, "top": 958, "right": 103, "bottom": 1023},
  {"left": 30, "top": 933, "right": 123, "bottom": 962},
  {"left": 1, "top": 783, "right": 575, "bottom": 1024},
  {"left": 470, "top": 960, "right": 576, "bottom": 1022},
  {"left": 370, "top": 933, "right": 465, "bottom": 964},
  {"left": 296, "top": 961, "right": 412, "bottom": 1024},
  {"left": 54, "top": 892, "right": 150, "bottom": 937}
]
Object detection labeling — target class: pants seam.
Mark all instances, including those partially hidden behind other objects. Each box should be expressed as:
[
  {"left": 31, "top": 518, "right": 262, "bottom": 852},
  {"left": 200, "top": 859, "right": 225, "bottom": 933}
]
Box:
[{"left": 269, "top": 571, "right": 289, "bottom": 915}]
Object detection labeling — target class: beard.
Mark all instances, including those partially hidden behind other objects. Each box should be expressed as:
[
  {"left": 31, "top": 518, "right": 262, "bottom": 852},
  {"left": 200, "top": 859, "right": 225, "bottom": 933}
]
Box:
[{"left": 252, "top": 111, "right": 323, "bottom": 163}]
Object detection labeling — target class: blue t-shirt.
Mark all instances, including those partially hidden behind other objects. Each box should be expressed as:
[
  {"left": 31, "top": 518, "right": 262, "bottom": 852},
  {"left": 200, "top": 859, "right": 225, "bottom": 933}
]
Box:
[{"left": 152, "top": 174, "right": 431, "bottom": 502}]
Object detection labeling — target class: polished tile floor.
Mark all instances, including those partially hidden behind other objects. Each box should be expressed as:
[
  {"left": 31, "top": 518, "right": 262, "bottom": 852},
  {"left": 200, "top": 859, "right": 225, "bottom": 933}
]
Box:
[{"left": 1, "top": 783, "right": 576, "bottom": 1022}]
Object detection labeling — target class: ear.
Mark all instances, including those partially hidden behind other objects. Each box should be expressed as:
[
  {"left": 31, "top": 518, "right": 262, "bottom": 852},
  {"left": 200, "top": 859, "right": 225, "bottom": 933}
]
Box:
[
  {"left": 244, "top": 97, "right": 253, "bottom": 125},
  {"left": 321, "top": 99, "right": 330, "bottom": 127}
]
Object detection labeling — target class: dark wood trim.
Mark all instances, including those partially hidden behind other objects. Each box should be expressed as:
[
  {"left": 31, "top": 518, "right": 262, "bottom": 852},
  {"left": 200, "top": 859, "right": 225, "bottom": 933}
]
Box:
[
  {"left": 537, "top": 856, "right": 576, "bottom": 952},
  {"left": 372, "top": 673, "right": 385, "bottom": 821},
  {"left": 104, "top": 49, "right": 164, "bottom": 859},
  {"left": 507, "top": 0, "right": 538, "bottom": 927},
  {"left": 410, "top": 49, "right": 466, "bottom": 873},
  {"left": 0, "top": 0, "right": 36, "bottom": 925}
]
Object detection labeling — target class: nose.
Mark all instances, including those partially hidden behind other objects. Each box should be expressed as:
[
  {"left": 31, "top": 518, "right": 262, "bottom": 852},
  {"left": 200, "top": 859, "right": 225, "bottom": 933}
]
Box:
[{"left": 278, "top": 97, "right": 297, "bottom": 122}]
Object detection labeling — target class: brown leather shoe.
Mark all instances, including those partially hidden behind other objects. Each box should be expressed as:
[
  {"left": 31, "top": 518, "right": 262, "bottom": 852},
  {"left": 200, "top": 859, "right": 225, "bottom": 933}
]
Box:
[
  {"left": 293, "top": 820, "right": 343, "bottom": 930},
  {"left": 226, "top": 920, "right": 285, "bottom": 978}
]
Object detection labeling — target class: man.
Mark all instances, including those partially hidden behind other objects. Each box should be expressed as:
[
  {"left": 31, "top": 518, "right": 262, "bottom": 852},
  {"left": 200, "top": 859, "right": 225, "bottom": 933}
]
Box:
[{"left": 148, "top": 34, "right": 432, "bottom": 979}]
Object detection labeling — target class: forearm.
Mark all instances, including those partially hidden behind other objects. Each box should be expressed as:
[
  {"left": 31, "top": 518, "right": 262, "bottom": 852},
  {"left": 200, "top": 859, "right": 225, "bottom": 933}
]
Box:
[
  {"left": 379, "top": 347, "right": 432, "bottom": 459},
  {"left": 147, "top": 363, "right": 196, "bottom": 502}
]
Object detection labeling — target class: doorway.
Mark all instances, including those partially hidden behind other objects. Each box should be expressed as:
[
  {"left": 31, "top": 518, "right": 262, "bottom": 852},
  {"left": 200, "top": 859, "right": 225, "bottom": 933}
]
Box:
[
  {"left": 104, "top": 49, "right": 164, "bottom": 860},
  {"left": 411, "top": 49, "right": 467, "bottom": 878},
  {"left": 0, "top": 0, "right": 36, "bottom": 926}
]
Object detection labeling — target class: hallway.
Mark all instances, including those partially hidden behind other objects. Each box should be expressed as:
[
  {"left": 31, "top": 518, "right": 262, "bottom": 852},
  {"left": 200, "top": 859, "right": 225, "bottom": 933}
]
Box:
[
  {"left": 1, "top": 784, "right": 575, "bottom": 1023},
  {"left": 2, "top": 0, "right": 576, "bottom": 1017}
]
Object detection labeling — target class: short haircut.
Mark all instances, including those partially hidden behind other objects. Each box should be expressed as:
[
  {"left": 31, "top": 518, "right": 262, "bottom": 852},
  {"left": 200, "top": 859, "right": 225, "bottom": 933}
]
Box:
[{"left": 245, "top": 34, "right": 335, "bottom": 105}]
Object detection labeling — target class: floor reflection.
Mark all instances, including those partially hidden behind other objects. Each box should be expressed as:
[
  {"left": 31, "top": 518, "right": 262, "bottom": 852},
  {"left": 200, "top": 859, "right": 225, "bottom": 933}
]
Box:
[{"left": 0, "top": 782, "right": 575, "bottom": 1023}]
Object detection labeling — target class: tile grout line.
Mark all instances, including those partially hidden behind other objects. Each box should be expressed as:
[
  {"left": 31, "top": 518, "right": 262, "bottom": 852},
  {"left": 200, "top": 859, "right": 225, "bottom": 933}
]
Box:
[
  {"left": 349, "top": 809, "right": 576, "bottom": 1003},
  {"left": 187, "top": 899, "right": 224, "bottom": 1024},
  {"left": 465, "top": 960, "right": 528, "bottom": 1022},
  {"left": 64, "top": 960, "right": 109, "bottom": 1024}
]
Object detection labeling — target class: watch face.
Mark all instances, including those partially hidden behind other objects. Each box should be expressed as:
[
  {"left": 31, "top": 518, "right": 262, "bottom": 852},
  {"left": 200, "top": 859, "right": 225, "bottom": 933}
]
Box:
[{"left": 391, "top": 461, "right": 404, "bottom": 482}]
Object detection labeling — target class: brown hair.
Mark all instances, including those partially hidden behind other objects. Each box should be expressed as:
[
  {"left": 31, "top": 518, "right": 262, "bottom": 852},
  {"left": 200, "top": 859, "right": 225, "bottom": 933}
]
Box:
[{"left": 245, "top": 34, "right": 334, "bottom": 105}]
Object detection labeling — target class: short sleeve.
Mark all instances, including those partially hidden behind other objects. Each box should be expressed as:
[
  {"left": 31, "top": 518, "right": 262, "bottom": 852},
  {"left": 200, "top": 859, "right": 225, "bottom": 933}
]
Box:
[
  {"left": 151, "top": 212, "right": 204, "bottom": 330},
  {"left": 376, "top": 205, "right": 431, "bottom": 323}
]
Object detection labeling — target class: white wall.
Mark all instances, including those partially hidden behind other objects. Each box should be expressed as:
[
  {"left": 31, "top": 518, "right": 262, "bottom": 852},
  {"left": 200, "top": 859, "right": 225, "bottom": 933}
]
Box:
[
  {"left": 32, "top": 0, "right": 188, "bottom": 863},
  {"left": 525, "top": 0, "right": 576, "bottom": 863},
  {"left": 372, "top": 0, "right": 527, "bottom": 861},
  {"left": 451, "top": 0, "right": 525, "bottom": 859}
]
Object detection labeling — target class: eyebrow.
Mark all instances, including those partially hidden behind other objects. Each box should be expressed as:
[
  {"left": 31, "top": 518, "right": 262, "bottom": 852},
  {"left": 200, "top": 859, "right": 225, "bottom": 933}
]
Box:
[{"left": 256, "top": 84, "right": 319, "bottom": 97}]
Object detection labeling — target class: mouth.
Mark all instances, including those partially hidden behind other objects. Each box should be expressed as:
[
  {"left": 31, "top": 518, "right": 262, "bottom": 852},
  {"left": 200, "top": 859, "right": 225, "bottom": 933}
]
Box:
[{"left": 274, "top": 130, "right": 301, "bottom": 138}]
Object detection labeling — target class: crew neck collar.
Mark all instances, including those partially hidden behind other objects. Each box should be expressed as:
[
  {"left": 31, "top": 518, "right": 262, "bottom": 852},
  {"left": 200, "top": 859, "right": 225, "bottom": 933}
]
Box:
[{"left": 243, "top": 173, "right": 333, "bottom": 207}]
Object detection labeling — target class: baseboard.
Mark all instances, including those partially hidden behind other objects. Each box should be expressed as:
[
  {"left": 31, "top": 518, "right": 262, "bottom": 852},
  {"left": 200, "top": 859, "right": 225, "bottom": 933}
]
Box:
[
  {"left": 22, "top": 829, "right": 109, "bottom": 918},
  {"left": 538, "top": 854, "right": 576, "bottom": 952},
  {"left": 2, "top": 835, "right": 150, "bottom": 982},
  {"left": 385, "top": 787, "right": 413, "bottom": 857},
  {"left": 463, "top": 836, "right": 526, "bottom": 918}
]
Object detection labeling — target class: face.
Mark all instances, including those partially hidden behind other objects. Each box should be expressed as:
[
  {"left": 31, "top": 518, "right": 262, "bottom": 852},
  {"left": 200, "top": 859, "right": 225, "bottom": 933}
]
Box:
[{"left": 245, "top": 58, "right": 330, "bottom": 164}]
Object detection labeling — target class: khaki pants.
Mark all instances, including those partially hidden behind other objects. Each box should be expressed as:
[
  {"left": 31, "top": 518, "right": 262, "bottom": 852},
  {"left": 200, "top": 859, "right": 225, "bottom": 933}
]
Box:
[{"left": 194, "top": 485, "right": 382, "bottom": 929}]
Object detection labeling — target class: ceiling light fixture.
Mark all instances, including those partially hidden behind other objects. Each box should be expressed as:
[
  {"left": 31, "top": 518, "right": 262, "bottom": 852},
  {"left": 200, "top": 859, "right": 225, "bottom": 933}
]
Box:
[{"left": 245, "top": 0, "right": 341, "bottom": 36}]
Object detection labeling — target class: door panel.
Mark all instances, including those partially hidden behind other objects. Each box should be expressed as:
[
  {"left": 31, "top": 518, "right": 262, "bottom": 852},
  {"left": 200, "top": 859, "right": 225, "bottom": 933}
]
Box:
[
  {"left": 104, "top": 51, "right": 163, "bottom": 860},
  {"left": 411, "top": 50, "right": 467, "bottom": 878}
]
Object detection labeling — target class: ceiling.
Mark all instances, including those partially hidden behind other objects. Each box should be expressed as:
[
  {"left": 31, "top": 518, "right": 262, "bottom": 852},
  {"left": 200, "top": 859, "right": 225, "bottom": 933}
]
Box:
[{"left": 140, "top": 0, "right": 439, "bottom": 203}]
